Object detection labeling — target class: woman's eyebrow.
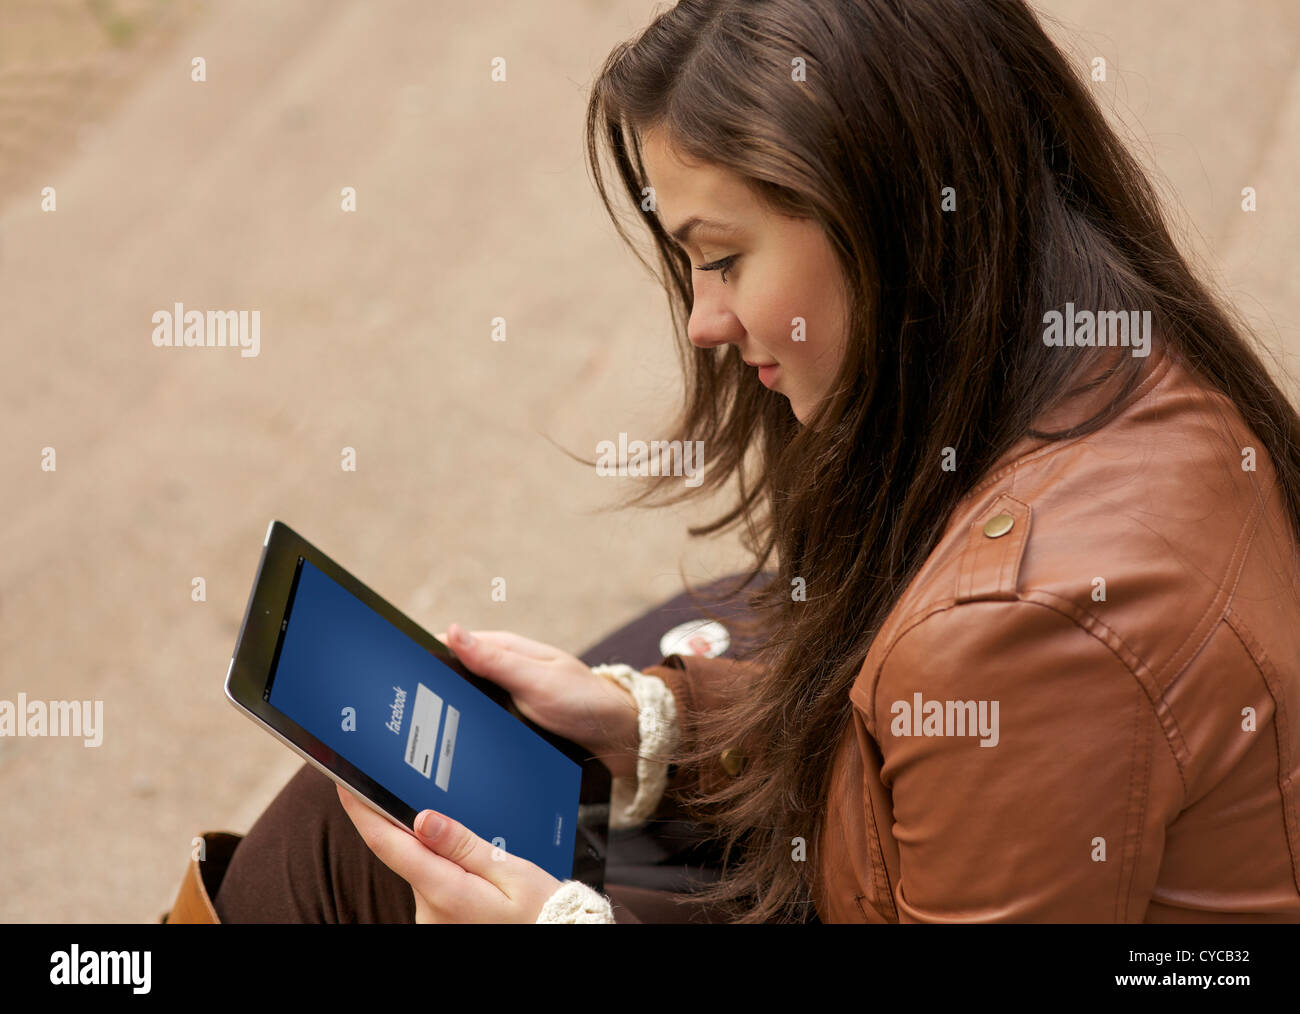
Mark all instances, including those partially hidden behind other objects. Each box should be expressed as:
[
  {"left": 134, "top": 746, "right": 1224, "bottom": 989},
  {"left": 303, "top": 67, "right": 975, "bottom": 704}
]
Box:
[{"left": 668, "top": 216, "right": 743, "bottom": 247}]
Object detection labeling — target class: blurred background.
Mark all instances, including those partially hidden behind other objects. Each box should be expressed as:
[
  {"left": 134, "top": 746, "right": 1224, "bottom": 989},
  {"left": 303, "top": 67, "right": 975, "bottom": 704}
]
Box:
[{"left": 0, "top": 0, "right": 1296, "bottom": 922}]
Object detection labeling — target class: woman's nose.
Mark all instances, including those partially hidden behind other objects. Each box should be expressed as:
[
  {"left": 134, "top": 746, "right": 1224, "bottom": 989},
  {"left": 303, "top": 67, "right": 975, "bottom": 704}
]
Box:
[{"left": 687, "top": 296, "right": 741, "bottom": 350}]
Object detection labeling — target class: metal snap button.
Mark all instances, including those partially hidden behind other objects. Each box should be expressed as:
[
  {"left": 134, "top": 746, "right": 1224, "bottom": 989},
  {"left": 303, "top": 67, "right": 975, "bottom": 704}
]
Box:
[
  {"left": 983, "top": 512, "right": 1015, "bottom": 538},
  {"left": 720, "top": 747, "right": 747, "bottom": 776}
]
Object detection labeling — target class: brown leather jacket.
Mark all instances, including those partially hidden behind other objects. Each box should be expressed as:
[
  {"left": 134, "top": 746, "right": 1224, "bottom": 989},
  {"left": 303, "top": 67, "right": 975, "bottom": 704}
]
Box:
[{"left": 647, "top": 341, "right": 1300, "bottom": 922}]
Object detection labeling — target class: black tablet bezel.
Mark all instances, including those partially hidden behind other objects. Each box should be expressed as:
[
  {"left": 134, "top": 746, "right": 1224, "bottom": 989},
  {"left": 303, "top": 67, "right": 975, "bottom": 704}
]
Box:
[{"left": 224, "top": 520, "right": 610, "bottom": 892}]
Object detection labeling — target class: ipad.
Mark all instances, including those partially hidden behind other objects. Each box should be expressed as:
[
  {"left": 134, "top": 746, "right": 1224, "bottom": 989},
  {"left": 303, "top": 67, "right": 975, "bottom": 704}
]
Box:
[{"left": 224, "top": 521, "right": 610, "bottom": 890}]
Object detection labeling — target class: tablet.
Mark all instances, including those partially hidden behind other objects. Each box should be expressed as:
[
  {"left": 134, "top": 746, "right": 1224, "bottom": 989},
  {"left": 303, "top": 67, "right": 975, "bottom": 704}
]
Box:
[{"left": 224, "top": 520, "right": 610, "bottom": 890}]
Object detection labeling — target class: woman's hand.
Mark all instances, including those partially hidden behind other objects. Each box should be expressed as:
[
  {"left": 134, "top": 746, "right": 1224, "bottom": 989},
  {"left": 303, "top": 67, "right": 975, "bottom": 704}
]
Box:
[
  {"left": 435, "top": 624, "right": 642, "bottom": 779},
  {"left": 336, "top": 784, "right": 565, "bottom": 923}
]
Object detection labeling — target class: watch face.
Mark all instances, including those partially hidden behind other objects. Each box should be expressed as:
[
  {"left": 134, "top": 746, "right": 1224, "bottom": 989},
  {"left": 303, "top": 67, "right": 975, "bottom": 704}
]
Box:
[{"left": 659, "top": 619, "right": 731, "bottom": 659}]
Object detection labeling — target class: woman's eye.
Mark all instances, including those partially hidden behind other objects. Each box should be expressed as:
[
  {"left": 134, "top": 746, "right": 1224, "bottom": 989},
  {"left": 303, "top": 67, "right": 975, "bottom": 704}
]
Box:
[{"left": 695, "top": 254, "right": 738, "bottom": 284}]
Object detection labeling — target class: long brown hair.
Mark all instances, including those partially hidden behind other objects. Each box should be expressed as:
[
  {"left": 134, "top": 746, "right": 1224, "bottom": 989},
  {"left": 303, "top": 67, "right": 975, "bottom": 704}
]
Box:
[{"left": 581, "top": 0, "right": 1300, "bottom": 922}]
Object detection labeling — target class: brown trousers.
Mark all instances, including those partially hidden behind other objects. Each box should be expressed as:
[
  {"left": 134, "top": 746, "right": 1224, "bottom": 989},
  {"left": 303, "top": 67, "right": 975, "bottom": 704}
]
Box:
[{"left": 213, "top": 573, "right": 768, "bottom": 924}]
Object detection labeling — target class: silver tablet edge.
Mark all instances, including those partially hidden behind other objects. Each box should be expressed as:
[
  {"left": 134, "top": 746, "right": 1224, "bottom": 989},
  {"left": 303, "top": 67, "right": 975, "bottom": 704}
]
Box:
[{"left": 223, "top": 668, "right": 416, "bottom": 840}]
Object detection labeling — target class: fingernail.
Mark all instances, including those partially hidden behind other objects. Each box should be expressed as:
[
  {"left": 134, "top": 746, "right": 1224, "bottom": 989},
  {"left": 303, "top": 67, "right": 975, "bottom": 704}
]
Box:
[
  {"left": 419, "top": 811, "right": 443, "bottom": 838},
  {"left": 457, "top": 627, "right": 476, "bottom": 647}
]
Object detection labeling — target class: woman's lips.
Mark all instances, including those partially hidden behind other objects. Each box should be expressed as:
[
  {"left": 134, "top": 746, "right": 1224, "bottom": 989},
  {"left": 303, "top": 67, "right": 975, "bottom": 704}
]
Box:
[{"left": 756, "top": 363, "right": 780, "bottom": 388}]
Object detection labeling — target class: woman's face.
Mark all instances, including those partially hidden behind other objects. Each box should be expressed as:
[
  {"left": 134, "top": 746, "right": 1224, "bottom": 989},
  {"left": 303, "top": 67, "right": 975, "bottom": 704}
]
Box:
[{"left": 639, "top": 127, "right": 850, "bottom": 425}]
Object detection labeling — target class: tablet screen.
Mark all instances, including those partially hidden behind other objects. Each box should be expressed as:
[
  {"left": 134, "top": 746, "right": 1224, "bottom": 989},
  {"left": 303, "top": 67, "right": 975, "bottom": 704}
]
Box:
[{"left": 264, "top": 556, "right": 583, "bottom": 880}]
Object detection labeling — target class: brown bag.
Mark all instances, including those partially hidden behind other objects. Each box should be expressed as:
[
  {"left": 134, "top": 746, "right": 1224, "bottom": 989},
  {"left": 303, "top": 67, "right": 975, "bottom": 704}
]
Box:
[{"left": 159, "top": 832, "right": 243, "bottom": 924}]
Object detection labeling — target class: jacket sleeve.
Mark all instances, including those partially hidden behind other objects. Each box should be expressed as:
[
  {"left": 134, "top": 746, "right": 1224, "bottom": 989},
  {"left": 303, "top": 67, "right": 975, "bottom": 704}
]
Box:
[
  {"left": 643, "top": 652, "right": 769, "bottom": 809},
  {"left": 868, "top": 598, "right": 1183, "bottom": 922}
]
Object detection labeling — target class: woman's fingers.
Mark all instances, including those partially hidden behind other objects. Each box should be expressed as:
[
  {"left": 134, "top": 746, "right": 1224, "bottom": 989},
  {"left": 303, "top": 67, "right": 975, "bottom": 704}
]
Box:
[
  {"left": 335, "top": 784, "right": 442, "bottom": 874},
  {"left": 336, "top": 784, "right": 563, "bottom": 923},
  {"left": 411, "top": 809, "right": 519, "bottom": 888},
  {"left": 411, "top": 808, "right": 562, "bottom": 921},
  {"left": 444, "top": 625, "right": 548, "bottom": 698},
  {"left": 335, "top": 785, "right": 498, "bottom": 913},
  {"left": 448, "top": 624, "right": 559, "bottom": 662}
]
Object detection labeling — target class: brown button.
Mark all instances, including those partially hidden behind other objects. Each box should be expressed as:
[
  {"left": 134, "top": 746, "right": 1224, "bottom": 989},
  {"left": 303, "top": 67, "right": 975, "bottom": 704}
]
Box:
[
  {"left": 720, "top": 747, "right": 747, "bottom": 776},
  {"left": 983, "top": 513, "right": 1014, "bottom": 539}
]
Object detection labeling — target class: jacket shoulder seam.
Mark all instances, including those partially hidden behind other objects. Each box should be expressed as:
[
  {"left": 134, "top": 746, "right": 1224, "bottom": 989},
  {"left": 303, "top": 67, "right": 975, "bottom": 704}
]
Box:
[
  {"left": 1149, "top": 493, "right": 1264, "bottom": 690},
  {"left": 860, "top": 594, "right": 1190, "bottom": 801},
  {"left": 1222, "top": 607, "right": 1300, "bottom": 896},
  {"left": 870, "top": 488, "right": 1265, "bottom": 774}
]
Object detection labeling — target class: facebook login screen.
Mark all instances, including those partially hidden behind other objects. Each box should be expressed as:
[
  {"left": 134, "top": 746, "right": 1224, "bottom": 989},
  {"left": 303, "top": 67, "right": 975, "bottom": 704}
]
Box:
[{"left": 267, "top": 557, "right": 581, "bottom": 879}]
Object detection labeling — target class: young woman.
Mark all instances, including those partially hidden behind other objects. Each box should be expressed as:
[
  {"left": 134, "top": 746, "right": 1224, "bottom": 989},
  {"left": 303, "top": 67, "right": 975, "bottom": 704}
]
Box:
[{"left": 178, "top": 0, "right": 1300, "bottom": 924}]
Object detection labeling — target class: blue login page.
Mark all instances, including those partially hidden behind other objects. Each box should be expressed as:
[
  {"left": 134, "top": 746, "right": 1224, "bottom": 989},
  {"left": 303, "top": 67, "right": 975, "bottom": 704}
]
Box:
[{"left": 268, "top": 558, "right": 581, "bottom": 879}]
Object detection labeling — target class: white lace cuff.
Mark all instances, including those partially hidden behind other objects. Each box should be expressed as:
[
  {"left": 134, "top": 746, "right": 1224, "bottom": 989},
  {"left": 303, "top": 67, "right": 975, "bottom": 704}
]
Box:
[
  {"left": 589, "top": 663, "right": 680, "bottom": 831},
  {"left": 535, "top": 879, "right": 616, "bottom": 923}
]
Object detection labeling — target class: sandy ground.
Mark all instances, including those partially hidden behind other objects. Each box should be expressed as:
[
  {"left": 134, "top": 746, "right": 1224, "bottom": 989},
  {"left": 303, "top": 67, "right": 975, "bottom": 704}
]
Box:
[{"left": 1, "top": 0, "right": 1297, "bottom": 922}]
